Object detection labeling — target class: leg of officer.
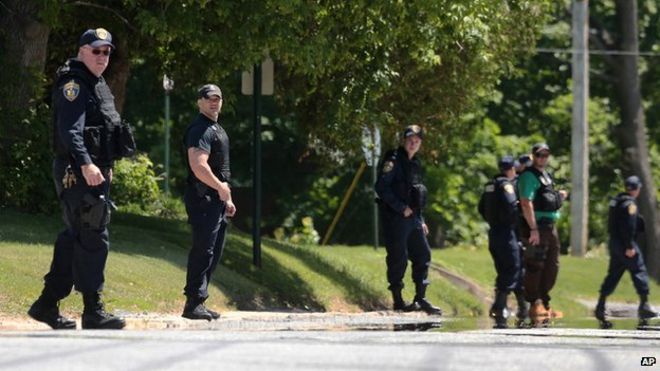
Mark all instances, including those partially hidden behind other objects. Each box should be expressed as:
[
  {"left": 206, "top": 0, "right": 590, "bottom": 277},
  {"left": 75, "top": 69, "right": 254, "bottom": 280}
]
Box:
[
  {"left": 183, "top": 195, "right": 223, "bottom": 320},
  {"left": 29, "top": 162, "right": 79, "bottom": 330},
  {"left": 539, "top": 225, "right": 560, "bottom": 310},
  {"left": 382, "top": 212, "right": 410, "bottom": 310},
  {"left": 623, "top": 247, "right": 657, "bottom": 318},
  {"left": 74, "top": 179, "right": 124, "bottom": 330},
  {"left": 205, "top": 217, "right": 228, "bottom": 290},
  {"left": 408, "top": 220, "right": 442, "bottom": 315}
]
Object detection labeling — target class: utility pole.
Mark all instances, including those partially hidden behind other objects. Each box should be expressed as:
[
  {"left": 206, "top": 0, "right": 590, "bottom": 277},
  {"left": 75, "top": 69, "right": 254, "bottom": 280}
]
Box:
[{"left": 570, "top": 0, "right": 589, "bottom": 256}]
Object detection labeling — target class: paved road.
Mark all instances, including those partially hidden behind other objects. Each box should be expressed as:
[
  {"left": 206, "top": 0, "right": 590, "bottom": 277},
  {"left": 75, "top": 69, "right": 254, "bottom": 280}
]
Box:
[{"left": 1, "top": 328, "right": 659, "bottom": 371}]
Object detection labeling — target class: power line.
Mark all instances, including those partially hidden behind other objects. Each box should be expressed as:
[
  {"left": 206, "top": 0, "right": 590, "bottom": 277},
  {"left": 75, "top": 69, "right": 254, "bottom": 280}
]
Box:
[{"left": 535, "top": 47, "right": 660, "bottom": 57}]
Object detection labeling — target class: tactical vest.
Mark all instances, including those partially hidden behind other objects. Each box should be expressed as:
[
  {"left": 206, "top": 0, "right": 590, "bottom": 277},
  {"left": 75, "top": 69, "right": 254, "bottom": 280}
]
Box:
[
  {"left": 479, "top": 176, "right": 515, "bottom": 225},
  {"left": 523, "top": 167, "right": 562, "bottom": 212},
  {"left": 53, "top": 60, "right": 134, "bottom": 165},
  {"left": 182, "top": 119, "right": 230, "bottom": 196},
  {"left": 608, "top": 193, "right": 636, "bottom": 236}
]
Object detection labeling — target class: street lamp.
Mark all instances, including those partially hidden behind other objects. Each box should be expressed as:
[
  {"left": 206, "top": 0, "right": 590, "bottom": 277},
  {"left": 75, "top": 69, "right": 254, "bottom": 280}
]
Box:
[{"left": 162, "top": 74, "right": 174, "bottom": 194}]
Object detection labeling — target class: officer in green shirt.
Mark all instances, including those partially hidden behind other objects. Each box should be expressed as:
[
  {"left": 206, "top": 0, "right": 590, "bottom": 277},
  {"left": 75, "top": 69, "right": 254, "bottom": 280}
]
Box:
[{"left": 517, "top": 143, "right": 568, "bottom": 322}]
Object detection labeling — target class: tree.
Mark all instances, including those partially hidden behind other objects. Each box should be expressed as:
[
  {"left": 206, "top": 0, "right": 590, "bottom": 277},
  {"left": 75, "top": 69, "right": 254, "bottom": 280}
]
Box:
[{"left": 610, "top": 0, "right": 660, "bottom": 280}]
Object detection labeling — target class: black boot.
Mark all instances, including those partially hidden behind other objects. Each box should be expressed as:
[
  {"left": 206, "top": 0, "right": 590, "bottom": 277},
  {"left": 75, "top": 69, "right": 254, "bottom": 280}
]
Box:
[
  {"left": 27, "top": 292, "right": 76, "bottom": 330},
  {"left": 514, "top": 290, "right": 528, "bottom": 321},
  {"left": 490, "top": 290, "right": 509, "bottom": 329},
  {"left": 82, "top": 292, "right": 126, "bottom": 330},
  {"left": 595, "top": 294, "right": 612, "bottom": 329},
  {"left": 391, "top": 288, "right": 412, "bottom": 311},
  {"left": 182, "top": 297, "right": 213, "bottom": 321},
  {"left": 639, "top": 294, "right": 658, "bottom": 320},
  {"left": 412, "top": 284, "right": 442, "bottom": 316}
]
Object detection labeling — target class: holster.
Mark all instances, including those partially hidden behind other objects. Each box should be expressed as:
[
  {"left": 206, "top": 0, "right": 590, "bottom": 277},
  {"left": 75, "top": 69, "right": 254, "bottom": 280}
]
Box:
[{"left": 80, "top": 192, "right": 111, "bottom": 229}]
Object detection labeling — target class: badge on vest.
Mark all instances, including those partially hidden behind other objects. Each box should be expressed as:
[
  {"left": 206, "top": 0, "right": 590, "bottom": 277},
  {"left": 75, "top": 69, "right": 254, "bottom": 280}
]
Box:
[
  {"left": 383, "top": 161, "right": 394, "bottom": 173},
  {"left": 63, "top": 80, "right": 80, "bottom": 102},
  {"left": 540, "top": 175, "right": 551, "bottom": 186},
  {"left": 628, "top": 203, "right": 637, "bottom": 215}
]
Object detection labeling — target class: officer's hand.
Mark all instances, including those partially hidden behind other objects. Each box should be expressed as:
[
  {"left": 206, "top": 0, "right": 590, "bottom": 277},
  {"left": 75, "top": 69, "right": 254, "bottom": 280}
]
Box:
[
  {"left": 403, "top": 207, "right": 413, "bottom": 218},
  {"left": 559, "top": 190, "right": 568, "bottom": 201},
  {"left": 422, "top": 223, "right": 429, "bottom": 236},
  {"left": 217, "top": 182, "right": 231, "bottom": 202},
  {"left": 225, "top": 200, "right": 237, "bottom": 217},
  {"left": 528, "top": 230, "right": 540, "bottom": 246},
  {"left": 81, "top": 163, "right": 105, "bottom": 186},
  {"left": 625, "top": 248, "right": 636, "bottom": 258}
]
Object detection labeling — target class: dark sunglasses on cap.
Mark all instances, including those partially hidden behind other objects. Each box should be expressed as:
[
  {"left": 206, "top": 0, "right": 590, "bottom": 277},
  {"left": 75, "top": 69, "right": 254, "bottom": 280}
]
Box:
[{"left": 89, "top": 48, "right": 111, "bottom": 56}]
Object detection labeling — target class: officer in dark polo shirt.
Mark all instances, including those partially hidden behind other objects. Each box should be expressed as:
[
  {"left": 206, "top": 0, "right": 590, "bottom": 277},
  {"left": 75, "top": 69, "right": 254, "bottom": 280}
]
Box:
[{"left": 182, "top": 84, "right": 236, "bottom": 321}]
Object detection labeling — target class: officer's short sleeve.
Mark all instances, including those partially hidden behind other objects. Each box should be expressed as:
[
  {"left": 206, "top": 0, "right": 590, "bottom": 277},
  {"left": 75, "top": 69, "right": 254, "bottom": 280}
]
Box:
[
  {"left": 517, "top": 172, "right": 539, "bottom": 200},
  {"left": 186, "top": 125, "right": 212, "bottom": 153},
  {"left": 55, "top": 78, "right": 92, "bottom": 166}
]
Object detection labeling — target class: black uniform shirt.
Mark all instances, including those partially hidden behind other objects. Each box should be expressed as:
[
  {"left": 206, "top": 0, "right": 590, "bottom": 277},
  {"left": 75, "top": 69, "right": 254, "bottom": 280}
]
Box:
[
  {"left": 184, "top": 113, "right": 231, "bottom": 186},
  {"left": 52, "top": 59, "right": 103, "bottom": 167},
  {"left": 375, "top": 146, "right": 425, "bottom": 216},
  {"left": 609, "top": 192, "right": 639, "bottom": 249}
]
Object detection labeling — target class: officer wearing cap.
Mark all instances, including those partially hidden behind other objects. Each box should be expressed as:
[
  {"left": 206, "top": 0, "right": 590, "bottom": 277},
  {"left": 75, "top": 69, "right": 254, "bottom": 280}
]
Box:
[
  {"left": 478, "top": 156, "right": 527, "bottom": 328},
  {"left": 595, "top": 176, "right": 657, "bottom": 328},
  {"left": 516, "top": 154, "right": 532, "bottom": 174},
  {"left": 28, "top": 28, "right": 134, "bottom": 330},
  {"left": 374, "top": 125, "right": 442, "bottom": 315},
  {"left": 181, "top": 83, "right": 236, "bottom": 321},
  {"left": 517, "top": 143, "right": 568, "bottom": 321}
]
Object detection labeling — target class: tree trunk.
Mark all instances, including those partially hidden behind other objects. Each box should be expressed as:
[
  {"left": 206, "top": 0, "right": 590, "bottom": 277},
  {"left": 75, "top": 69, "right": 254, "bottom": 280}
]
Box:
[
  {"left": 0, "top": 0, "right": 50, "bottom": 111},
  {"left": 104, "top": 34, "right": 130, "bottom": 114},
  {"left": 613, "top": 0, "right": 660, "bottom": 281}
]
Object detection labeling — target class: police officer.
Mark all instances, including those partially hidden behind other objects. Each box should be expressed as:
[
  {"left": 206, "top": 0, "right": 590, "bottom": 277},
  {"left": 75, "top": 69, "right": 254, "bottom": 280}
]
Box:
[
  {"left": 517, "top": 143, "right": 567, "bottom": 321},
  {"left": 182, "top": 84, "right": 236, "bottom": 321},
  {"left": 595, "top": 176, "right": 657, "bottom": 328},
  {"left": 516, "top": 154, "right": 532, "bottom": 174},
  {"left": 28, "top": 28, "right": 134, "bottom": 330},
  {"left": 375, "top": 125, "right": 442, "bottom": 315},
  {"left": 478, "top": 156, "right": 527, "bottom": 328}
]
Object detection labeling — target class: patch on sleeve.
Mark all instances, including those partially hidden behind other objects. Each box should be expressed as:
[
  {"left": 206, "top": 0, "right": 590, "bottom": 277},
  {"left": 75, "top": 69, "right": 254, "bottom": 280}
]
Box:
[
  {"left": 62, "top": 80, "right": 80, "bottom": 102},
  {"left": 382, "top": 161, "right": 394, "bottom": 173},
  {"left": 628, "top": 203, "right": 637, "bottom": 215},
  {"left": 504, "top": 184, "right": 515, "bottom": 194}
]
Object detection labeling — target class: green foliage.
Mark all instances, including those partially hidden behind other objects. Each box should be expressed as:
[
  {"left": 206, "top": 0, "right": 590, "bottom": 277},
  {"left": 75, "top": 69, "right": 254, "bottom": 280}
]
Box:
[
  {"left": 112, "top": 155, "right": 160, "bottom": 206},
  {"left": 0, "top": 102, "right": 57, "bottom": 213},
  {"left": 274, "top": 216, "right": 321, "bottom": 246}
]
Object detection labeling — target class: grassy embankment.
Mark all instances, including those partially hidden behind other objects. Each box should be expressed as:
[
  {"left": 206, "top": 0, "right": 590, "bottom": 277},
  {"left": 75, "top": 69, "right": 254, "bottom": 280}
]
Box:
[
  {"left": 2, "top": 208, "right": 657, "bottom": 321},
  {"left": 0, "top": 208, "right": 479, "bottom": 318}
]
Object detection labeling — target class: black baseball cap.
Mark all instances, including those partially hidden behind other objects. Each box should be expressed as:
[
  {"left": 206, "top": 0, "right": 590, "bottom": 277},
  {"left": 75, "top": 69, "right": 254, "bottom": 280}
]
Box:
[
  {"left": 403, "top": 125, "right": 424, "bottom": 139},
  {"left": 518, "top": 154, "right": 532, "bottom": 166},
  {"left": 498, "top": 156, "right": 515, "bottom": 171},
  {"left": 624, "top": 175, "right": 642, "bottom": 190},
  {"left": 532, "top": 143, "right": 551, "bottom": 155},
  {"left": 198, "top": 84, "right": 222, "bottom": 99},
  {"left": 79, "top": 28, "right": 115, "bottom": 49}
]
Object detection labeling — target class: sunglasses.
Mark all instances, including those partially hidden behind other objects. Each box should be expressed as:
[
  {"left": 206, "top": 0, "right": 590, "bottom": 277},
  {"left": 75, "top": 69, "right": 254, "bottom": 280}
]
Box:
[
  {"left": 90, "top": 48, "right": 111, "bottom": 56},
  {"left": 535, "top": 153, "right": 550, "bottom": 158}
]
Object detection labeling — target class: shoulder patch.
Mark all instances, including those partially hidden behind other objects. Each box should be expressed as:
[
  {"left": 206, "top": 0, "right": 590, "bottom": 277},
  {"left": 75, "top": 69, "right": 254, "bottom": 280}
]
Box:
[
  {"left": 628, "top": 203, "right": 637, "bottom": 215},
  {"left": 62, "top": 80, "right": 80, "bottom": 102},
  {"left": 504, "top": 183, "right": 515, "bottom": 194},
  {"left": 485, "top": 184, "right": 495, "bottom": 192},
  {"left": 383, "top": 161, "right": 394, "bottom": 173}
]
